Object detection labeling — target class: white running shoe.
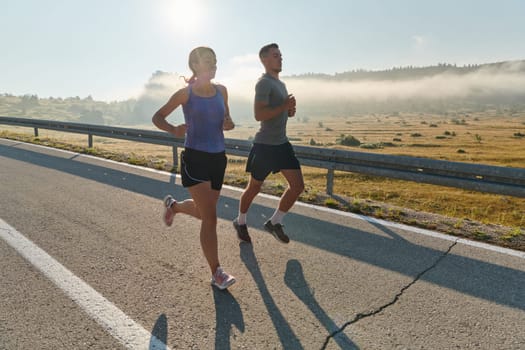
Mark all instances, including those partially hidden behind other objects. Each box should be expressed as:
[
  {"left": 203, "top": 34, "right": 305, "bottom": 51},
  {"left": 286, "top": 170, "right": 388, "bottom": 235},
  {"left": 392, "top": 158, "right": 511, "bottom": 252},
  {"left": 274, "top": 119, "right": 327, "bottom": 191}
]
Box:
[
  {"left": 211, "top": 267, "right": 236, "bottom": 290},
  {"left": 163, "top": 195, "right": 176, "bottom": 227}
]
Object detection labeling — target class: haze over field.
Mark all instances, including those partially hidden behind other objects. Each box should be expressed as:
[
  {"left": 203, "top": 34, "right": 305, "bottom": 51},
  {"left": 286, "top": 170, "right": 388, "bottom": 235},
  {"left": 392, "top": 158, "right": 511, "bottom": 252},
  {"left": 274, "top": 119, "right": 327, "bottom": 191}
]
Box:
[
  {"left": 128, "top": 60, "right": 525, "bottom": 122},
  {"left": 2, "top": 60, "right": 524, "bottom": 126},
  {"left": 286, "top": 61, "right": 525, "bottom": 103}
]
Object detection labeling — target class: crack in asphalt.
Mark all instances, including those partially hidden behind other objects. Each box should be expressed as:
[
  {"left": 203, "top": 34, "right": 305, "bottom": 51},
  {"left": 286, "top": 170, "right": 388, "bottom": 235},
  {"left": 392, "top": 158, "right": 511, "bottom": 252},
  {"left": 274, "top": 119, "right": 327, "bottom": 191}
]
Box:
[{"left": 321, "top": 240, "right": 459, "bottom": 349}]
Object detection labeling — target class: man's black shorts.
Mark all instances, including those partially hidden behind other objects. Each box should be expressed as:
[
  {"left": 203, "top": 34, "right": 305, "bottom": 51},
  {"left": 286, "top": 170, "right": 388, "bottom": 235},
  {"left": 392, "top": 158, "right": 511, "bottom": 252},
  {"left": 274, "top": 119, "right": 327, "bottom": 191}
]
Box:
[
  {"left": 181, "top": 148, "right": 227, "bottom": 190},
  {"left": 245, "top": 142, "right": 301, "bottom": 181}
]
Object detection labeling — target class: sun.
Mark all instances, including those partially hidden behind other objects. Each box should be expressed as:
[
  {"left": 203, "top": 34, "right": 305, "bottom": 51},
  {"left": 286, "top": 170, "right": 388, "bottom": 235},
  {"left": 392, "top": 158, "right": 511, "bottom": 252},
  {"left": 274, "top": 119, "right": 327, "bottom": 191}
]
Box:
[{"left": 160, "top": 0, "right": 209, "bottom": 34}]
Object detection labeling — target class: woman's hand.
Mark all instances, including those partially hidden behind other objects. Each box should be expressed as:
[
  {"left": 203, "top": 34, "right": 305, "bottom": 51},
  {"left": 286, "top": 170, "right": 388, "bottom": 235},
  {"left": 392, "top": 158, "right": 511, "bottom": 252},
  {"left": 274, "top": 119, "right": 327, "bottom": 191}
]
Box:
[
  {"left": 223, "top": 115, "right": 235, "bottom": 131},
  {"left": 170, "top": 123, "right": 187, "bottom": 137}
]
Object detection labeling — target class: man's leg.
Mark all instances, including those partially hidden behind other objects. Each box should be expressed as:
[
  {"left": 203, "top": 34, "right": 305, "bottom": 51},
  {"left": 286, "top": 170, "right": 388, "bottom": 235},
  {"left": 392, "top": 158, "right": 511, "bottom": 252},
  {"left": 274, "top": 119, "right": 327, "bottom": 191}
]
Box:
[
  {"left": 233, "top": 176, "right": 264, "bottom": 243},
  {"left": 276, "top": 168, "right": 304, "bottom": 214},
  {"left": 238, "top": 176, "right": 264, "bottom": 224},
  {"left": 264, "top": 168, "right": 304, "bottom": 243}
]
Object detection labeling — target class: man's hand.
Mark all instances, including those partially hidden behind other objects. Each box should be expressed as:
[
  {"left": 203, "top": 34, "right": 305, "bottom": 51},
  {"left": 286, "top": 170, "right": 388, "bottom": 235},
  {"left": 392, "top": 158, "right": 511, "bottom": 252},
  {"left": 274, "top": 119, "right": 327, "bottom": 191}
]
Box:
[{"left": 286, "top": 94, "right": 296, "bottom": 117}]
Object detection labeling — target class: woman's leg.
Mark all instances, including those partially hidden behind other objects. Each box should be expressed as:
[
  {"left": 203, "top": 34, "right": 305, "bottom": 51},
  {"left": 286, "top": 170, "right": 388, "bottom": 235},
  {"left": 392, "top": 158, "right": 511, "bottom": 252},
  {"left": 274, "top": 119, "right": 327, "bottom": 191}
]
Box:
[
  {"left": 187, "top": 181, "right": 221, "bottom": 274},
  {"left": 171, "top": 198, "right": 200, "bottom": 219}
]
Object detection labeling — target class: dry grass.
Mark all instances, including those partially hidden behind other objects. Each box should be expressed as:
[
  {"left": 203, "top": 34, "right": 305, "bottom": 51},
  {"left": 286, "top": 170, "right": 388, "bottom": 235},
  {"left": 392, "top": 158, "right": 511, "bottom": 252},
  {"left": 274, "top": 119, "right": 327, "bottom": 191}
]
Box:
[{"left": 2, "top": 111, "right": 524, "bottom": 250}]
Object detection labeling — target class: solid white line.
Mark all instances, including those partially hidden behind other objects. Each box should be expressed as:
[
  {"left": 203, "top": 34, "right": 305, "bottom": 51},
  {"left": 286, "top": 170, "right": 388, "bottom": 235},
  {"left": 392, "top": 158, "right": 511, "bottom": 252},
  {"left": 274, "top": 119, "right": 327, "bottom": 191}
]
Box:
[
  {"left": 291, "top": 199, "right": 525, "bottom": 259},
  {"left": 5, "top": 138, "right": 524, "bottom": 259},
  {"left": 223, "top": 186, "right": 525, "bottom": 259},
  {"left": 0, "top": 218, "right": 172, "bottom": 350}
]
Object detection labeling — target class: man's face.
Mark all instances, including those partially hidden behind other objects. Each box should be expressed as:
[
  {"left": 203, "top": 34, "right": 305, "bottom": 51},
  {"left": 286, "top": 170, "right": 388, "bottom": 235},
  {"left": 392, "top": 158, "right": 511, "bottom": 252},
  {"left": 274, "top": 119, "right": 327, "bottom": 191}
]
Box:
[{"left": 262, "top": 48, "right": 282, "bottom": 73}]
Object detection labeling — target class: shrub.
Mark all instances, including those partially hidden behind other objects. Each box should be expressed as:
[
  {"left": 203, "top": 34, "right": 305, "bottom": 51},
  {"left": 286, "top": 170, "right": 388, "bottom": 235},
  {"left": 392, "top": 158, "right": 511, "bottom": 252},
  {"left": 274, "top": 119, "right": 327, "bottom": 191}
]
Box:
[
  {"left": 451, "top": 118, "right": 467, "bottom": 125},
  {"left": 474, "top": 134, "right": 482, "bottom": 143},
  {"left": 337, "top": 134, "right": 361, "bottom": 146},
  {"left": 324, "top": 198, "right": 339, "bottom": 208},
  {"left": 360, "top": 143, "right": 383, "bottom": 149}
]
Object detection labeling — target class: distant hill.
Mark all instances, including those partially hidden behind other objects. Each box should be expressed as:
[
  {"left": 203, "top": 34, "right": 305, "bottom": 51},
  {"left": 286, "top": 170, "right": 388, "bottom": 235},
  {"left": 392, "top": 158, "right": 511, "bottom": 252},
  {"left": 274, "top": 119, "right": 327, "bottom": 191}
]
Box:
[{"left": 286, "top": 60, "right": 525, "bottom": 81}]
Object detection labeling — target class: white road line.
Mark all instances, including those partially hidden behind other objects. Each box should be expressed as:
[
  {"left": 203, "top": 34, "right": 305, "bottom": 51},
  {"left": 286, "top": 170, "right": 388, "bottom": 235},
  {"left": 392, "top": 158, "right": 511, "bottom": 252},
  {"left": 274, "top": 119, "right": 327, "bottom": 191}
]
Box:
[
  {"left": 0, "top": 218, "right": 172, "bottom": 350},
  {"left": 289, "top": 200, "right": 525, "bottom": 259}
]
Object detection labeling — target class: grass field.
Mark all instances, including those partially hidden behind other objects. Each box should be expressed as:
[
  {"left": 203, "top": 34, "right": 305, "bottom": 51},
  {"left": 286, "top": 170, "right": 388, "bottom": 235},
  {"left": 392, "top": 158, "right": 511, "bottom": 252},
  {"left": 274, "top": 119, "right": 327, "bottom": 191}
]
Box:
[{"left": 2, "top": 111, "right": 524, "bottom": 247}]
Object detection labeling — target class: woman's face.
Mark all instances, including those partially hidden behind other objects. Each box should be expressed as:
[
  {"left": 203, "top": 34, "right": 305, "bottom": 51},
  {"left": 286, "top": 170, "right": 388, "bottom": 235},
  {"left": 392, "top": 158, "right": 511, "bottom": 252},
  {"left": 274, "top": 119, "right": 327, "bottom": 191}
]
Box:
[{"left": 194, "top": 50, "right": 217, "bottom": 80}]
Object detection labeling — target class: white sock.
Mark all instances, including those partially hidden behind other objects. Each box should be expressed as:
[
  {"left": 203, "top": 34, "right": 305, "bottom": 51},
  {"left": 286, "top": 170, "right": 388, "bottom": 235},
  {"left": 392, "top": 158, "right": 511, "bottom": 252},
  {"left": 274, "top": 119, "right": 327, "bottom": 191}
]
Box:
[
  {"left": 270, "top": 210, "right": 286, "bottom": 225},
  {"left": 237, "top": 212, "right": 247, "bottom": 225}
]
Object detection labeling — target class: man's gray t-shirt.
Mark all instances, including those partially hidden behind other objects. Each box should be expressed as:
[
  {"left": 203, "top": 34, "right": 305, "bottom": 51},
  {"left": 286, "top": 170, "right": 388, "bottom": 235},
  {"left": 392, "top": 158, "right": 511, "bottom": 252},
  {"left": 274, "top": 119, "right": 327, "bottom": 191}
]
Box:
[{"left": 253, "top": 73, "right": 289, "bottom": 145}]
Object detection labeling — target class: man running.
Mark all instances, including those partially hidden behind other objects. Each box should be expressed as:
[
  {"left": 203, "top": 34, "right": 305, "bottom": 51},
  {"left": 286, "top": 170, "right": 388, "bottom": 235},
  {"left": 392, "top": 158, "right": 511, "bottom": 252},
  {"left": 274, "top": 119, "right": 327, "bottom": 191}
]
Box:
[{"left": 233, "top": 43, "right": 304, "bottom": 244}]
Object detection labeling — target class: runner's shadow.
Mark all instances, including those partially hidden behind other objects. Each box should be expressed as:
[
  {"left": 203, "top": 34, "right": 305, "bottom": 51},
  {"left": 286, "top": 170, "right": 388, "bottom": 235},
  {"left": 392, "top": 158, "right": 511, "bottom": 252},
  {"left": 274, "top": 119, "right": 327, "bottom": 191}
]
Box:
[
  {"left": 149, "top": 313, "right": 168, "bottom": 350},
  {"left": 285, "top": 260, "right": 359, "bottom": 349},
  {"left": 240, "top": 244, "right": 304, "bottom": 349},
  {"left": 213, "top": 288, "right": 244, "bottom": 350}
]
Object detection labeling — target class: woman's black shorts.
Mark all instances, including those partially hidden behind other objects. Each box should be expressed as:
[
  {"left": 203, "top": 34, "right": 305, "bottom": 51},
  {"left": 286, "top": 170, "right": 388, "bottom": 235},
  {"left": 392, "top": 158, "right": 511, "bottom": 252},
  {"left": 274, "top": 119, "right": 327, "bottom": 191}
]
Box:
[
  {"left": 180, "top": 148, "right": 227, "bottom": 191},
  {"left": 245, "top": 141, "right": 301, "bottom": 181}
]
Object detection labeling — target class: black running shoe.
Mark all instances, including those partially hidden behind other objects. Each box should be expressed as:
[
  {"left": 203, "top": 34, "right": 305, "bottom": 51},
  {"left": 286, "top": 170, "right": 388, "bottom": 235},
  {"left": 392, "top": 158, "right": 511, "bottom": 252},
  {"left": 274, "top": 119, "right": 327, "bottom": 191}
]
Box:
[
  {"left": 233, "top": 218, "right": 251, "bottom": 243},
  {"left": 264, "top": 220, "right": 290, "bottom": 244}
]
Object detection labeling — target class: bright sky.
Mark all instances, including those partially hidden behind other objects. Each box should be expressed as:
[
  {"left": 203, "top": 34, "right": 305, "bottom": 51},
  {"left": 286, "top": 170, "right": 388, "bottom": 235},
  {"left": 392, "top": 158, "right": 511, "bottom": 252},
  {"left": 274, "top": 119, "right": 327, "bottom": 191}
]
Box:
[{"left": 1, "top": 0, "right": 524, "bottom": 101}]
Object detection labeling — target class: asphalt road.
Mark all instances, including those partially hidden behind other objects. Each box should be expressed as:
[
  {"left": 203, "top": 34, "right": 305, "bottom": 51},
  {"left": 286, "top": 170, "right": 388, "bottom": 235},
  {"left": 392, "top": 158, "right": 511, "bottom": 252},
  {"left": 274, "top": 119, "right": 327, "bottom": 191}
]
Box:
[{"left": 1, "top": 138, "right": 524, "bottom": 350}]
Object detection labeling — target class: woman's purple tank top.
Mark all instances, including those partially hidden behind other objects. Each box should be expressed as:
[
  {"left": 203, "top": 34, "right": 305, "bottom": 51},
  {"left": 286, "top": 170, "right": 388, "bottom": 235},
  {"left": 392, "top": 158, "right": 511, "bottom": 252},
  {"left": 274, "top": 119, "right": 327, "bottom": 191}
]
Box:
[{"left": 182, "top": 85, "right": 225, "bottom": 153}]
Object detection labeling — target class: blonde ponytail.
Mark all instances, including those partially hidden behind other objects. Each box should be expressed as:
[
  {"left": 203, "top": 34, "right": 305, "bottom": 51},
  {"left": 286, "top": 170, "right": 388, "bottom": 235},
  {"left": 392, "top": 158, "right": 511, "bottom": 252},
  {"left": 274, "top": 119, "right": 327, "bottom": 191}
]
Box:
[{"left": 183, "top": 74, "right": 196, "bottom": 85}]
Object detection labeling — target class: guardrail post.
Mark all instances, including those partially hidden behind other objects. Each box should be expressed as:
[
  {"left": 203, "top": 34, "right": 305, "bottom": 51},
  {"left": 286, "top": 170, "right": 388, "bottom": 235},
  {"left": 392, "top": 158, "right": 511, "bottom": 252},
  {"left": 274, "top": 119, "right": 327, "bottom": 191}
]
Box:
[
  {"left": 88, "top": 134, "right": 93, "bottom": 148},
  {"left": 326, "top": 169, "right": 334, "bottom": 195},
  {"left": 172, "top": 145, "right": 178, "bottom": 172},
  {"left": 34, "top": 127, "right": 38, "bottom": 137}
]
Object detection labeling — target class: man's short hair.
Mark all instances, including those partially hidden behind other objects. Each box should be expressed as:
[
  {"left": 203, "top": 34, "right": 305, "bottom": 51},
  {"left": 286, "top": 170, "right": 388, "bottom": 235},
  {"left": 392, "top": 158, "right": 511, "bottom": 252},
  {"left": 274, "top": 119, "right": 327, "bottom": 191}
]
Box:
[{"left": 259, "top": 43, "right": 279, "bottom": 59}]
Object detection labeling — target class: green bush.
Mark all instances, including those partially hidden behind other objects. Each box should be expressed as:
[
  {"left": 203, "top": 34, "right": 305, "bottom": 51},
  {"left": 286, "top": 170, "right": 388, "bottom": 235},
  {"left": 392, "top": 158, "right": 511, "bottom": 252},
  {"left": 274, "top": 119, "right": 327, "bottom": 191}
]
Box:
[
  {"left": 360, "top": 143, "right": 382, "bottom": 149},
  {"left": 336, "top": 134, "right": 361, "bottom": 146}
]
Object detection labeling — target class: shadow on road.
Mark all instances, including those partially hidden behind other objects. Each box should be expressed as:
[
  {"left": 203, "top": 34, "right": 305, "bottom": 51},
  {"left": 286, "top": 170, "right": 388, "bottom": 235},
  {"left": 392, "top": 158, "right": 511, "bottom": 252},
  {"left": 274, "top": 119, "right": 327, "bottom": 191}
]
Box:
[
  {"left": 213, "top": 288, "right": 244, "bottom": 350},
  {"left": 149, "top": 313, "right": 168, "bottom": 350},
  {"left": 285, "top": 259, "right": 359, "bottom": 349},
  {"left": 2, "top": 142, "right": 523, "bottom": 313},
  {"left": 240, "top": 243, "right": 303, "bottom": 349}
]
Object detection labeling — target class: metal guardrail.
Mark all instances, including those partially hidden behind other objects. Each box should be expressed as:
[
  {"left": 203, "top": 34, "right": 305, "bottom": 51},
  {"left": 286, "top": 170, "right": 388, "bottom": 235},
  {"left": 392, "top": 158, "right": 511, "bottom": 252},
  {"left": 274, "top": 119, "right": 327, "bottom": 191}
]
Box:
[{"left": 1, "top": 116, "right": 525, "bottom": 198}]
